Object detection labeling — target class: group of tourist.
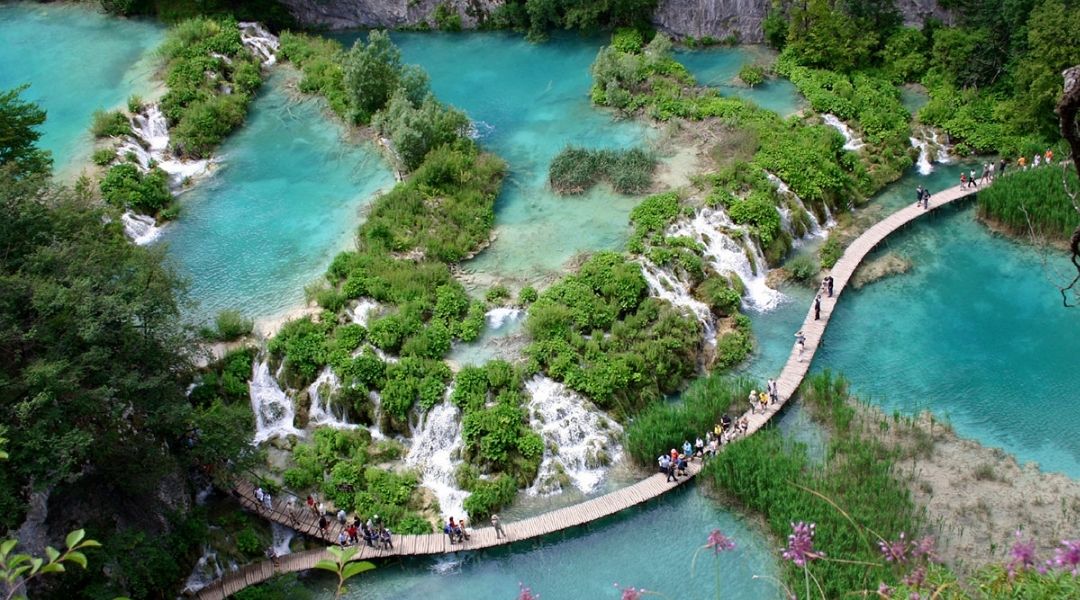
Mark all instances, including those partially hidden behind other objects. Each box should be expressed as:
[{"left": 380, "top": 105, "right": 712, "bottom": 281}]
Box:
[
  {"left": 443, "top": 516, "right": 471, "bottom": 544},
  {"left": 332, "top": 513, "right": 394, "bottom": 550},
  {"left": 656, "top": 383, "right": 781, "bottom": 483},
  {"left": 946, "top": 149, "right": 1058, "bottom": 195}
]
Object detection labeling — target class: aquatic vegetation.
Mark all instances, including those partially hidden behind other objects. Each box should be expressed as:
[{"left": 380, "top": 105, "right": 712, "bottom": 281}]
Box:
[
  {"left": 90, "top": 108, "right": 132, "bottom": 138},
  {"left": 977, "top": 163, "right": 1080, "bottom": 242},
  {"left": 343, "top": 30, "right": 430, "bottom": 126},
  {"left": 100, "top": 163, "right": 174, "bottom": 217},
  {"left": 624, "top": 374, "right": 753, "bottom": 464},
  {"left": 372, "top": 89, "right": 470, "bottom": 172},
  {"left": 157, "top": 17, "right": 264, "bottom": 157},
  {"left": 737, "top": 63, "right": 766, "bottom": 88},
  {"left": 548, "top": 146, "right": 657, "bottom": 195},
  {"left": 278, "top": 32, "right": 350, "bottom": 117}
]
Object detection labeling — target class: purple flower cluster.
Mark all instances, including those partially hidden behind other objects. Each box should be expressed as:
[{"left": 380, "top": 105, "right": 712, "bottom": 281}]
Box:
[
  {"left": 706, "top": 529, "right": 736, "bottom": 555},
  {"left": 1052, "top": 539, "right": 1080, "bottom": 575},
  {"left": 878, "top": 532, "right": 909, "bottom": 563},
  {"left": 876, "top": 532, "right": 939, "bottom": 565},
  {"left": 1007, "top": 530, "right": 1038, "bottom": 578},
  {"left": 782, "top": 521, "right": 821, "bottom": 567}
]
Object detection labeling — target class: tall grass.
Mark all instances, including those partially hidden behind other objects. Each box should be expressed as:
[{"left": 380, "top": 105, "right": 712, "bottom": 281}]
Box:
[
  {"left": 625, "top": 374, "right": 755, "bottom": 464},
  {"left": 977, "top": 163, "right": 1080, "bottom": 241},
  {"left": 703, "top": 371, "right": 922, "bottom": 598},
  {"left": 549, "top": 146, "right": 657, "bottom": 195}
]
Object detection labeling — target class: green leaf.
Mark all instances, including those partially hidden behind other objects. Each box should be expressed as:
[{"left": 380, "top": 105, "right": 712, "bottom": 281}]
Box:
[
  {"left": 65, "top": 551, "right": 87, "bottom": 569},
  {"left": 65, "top": 529, "right": 86, "bottom": 549},
  {"left": 38, "top": 563, "right": 65, "bottom": 575},
  {"left": 341, "top": 560, "right": 375, "bottom": 582},
  {"left": 313, "top": 560, "right": 339, "bottom": 573},
  {"left": 77, "top": 540, "right": 102, "bottom": 549},
  {"left": 0, "top": 539, "right": 17, "bottom": 558},
  {"left": 45, "top": 546, "right": 60, "bottom": 563}
]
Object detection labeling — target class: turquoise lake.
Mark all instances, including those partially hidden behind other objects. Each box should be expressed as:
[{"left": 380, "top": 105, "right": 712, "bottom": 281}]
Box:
[
  {"left": 675, "top": 46, "right": 806, "bottom": 117},
  {"left": 308, "top": 486, "right": 781, "bottom": 600},
  {"left": 332, "top": 31, "right": 654, "bottom": 286},
  {"left": 159, "top": 72, "right": 395, "bottom": 323},
  {"left": 0, "top": 2, "right": 162, "bottom": 174}
]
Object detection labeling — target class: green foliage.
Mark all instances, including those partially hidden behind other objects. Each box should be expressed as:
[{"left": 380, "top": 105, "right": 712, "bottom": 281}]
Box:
[
  {"left": 461, "top": 473, "right": 518, "bottom": 520},
  {"left": 92, "top": 148, "right": 116, "bottom": 167},
  {"left": 762, "top": 10, "right": 788, "bottom": 49},
  {"left": 786, "top": 253, "right": 821, "bottom": 282},
  {"left": 189, "top": 348, "right": 256, "bottom": 407},
  {"left": 629, "top": 191, "right": 681, "bottom": 240},
  {"left": 485, "top": 284, "right": 510, "bottom": 304},
  {"left": 380, "top": 357, "right": 451, "bottom": 422},
  {"left": 234, "top": 573, "right": 315, "bottom": 600},
  {"left": 100, "top": 163, "right": 174, "bottom": 216},
  {"left": 90, "top": 109, "right": 132, "bottom": 138},
  {"left": 0, "top": 529, "right": 103, "bottom": 600},
  {"left": 625, "top": 374, "right": 754, "bottom": 464},
  {"left": 432, "top": 3, "right": 463, "bottom": 31},
  {"left": 704, "top": 371, "right": 921, "bottom": 598},
  {"left": 158, "top": 17, "right": 263, "bottom": 158},
  {"left": 203, "top": 309, "right": 254, "bottom": 341},
  {"left": 726, "top": 191, "right": 783, "bottom": 246},
  {"left": 819, "top": 235, "right": 843, "bottom": 268},
  {"left": 881, "top": 27, "right": 929, "bottom": 83},
  {"left": 549, "top": 146, "right": 657, "bottom": 195},
  {"left": 611, "top": 27, "right": 644, "bottom": 53},
  {"left": 268, "top": 316, "right": 332, "bottom": 386},
  {"left": 278, "top": 32, "right": 351, "bottom": 118},
  {"left": 694, "top": 275, "right": 741, "bottom": 317},
  {"left": 343, "top": 30, "right": 430, "bottom": 125},
  {"left": 372, "top": 90, "right": 470, "bottom": 172},
  {"left": 713, "top": 314, "right": 753, "bottom": 370},
  {"left": 784, "top": 0, "right": 898, "bottom": 71},
  {"left": 525, "top": 252, "right": 701, "bottom": 415},
  {"left": 737, "top": 63, "right": 766, "bottom": 87},
  {"left": 518, "top": 286, "right": 539, "bottom": 304},
  {"left": 978, "top": 163, "right": 1080, "bottom": 242},
  {"left": 0, "top": 85, "right": 52, "bottom": 177},
  {"left": 314, "top": 546, "right": 375, "bottom": 599}
]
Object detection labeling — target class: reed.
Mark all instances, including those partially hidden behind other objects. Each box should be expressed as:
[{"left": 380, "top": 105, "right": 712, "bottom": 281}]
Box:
[{"left": 977, "top": 163, "right": 1079, "bottom": 242}]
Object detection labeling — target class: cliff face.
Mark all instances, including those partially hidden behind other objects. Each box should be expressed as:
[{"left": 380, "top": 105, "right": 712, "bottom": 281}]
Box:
[
  {"left": 279, "top": 0, "right": 951, "bottom": 42},
  {"left": 277, "top": 0, "right": 504, "bottom": 30}
]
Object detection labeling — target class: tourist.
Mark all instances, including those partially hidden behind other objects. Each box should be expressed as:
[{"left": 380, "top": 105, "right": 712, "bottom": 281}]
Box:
[
  {"left": 980, "top": 163, "right": 990, "bottom": 184},
  {"left": 999, "top": 158, "right": 1007, "bottom": 177},
  {"left": 318, "top": 515, "right": 330, "bottom": 537},
  {"left": 337, "top": 508, "right": 347, "bottom": 525},
  {"left": 768, "top": 378, "right": 779, "bottom": 404},
  {"left": 317, "top": 501, "right": 326, "bottom": 519},
  {"left": 737, "top": 415, "right": 749, "bottom": 435},
  {"left": 362, "top": 523, "right": 376, "bottom": 547},
  {"left": 986, "top": 161, "right": 995, "bottom": 182},
  {"left": 676, "top": 454, "right": 688, "bottom": 477},
  {"left": 380, "top": 527, "right": 393, "bottom": 549},
  {"left": 1018, "top": 155, "right": 1027, "bottom": 170},
  {"left": 682, "top": 440, "right": 693, "bottom": 460},
  {"left": 758, "top": 390, "right": 769, "bottom": 413},
  {"left": 659, "top": 453, "right": 674, "bottom": 481},
  {"left": 814, "top": 294, "right": 821, "bottom": 320},
  {"left": 969, "top": 168, "right": 977, "bottom": 187},
  {"left": 1045, "top": 148, "right": 1054, "bottom": 164},
  {"left": 708, "top": 438, "right": 719, "bottom": 457},
  {"left": 1033, "top": 154, "right": 1041, "bottom": 168},
  {"left": 492, "top": 513, "right": 506, "bottom": 539},
  {"left": 443, "top": 521, "right": 457, "bottom": 544},
  {"left": 266, "top": 546, "right": 280, "bottom": 568},
  {"left": 914, "top": 185, "right": 925, "bottom": 207},
  {"left": 694, "top": 436, "right": 704, "bottom": 458},
  {"left": 338, "top": 530, "right": 349, "bottom": 547},
  {"left": 795, "top": 331, "right": 806, "bottom": 359},
  {"left": 669, "top": 447, "right": 679, "bottom": 464},
  {"left": 922, "top": 187, "right": 931, "bottom": 209},
  {"left": 286, "top": 498, "right": 299, "bottom": 525},
  {"left": 826, "top": 275, "right": 834, "bottom": 297},
  {"left": 306, "top": 494, "right": 317, "bottom": 518},
  {"left": 459, "top": 518, "right": 471, "bottom": 541},
  {"left": 347, "top": 524, "right": 359, "bottom": 545},
  {"left": 262, "top": 491, "right": 272, "bottom": 512},
  {"left": 254, "top": 486, "right": 265, "bottom": 507},
  {"left": 960, "top": 172, "right": 968, "bottom": 189},
  {"left": 713, "top": 422, "right": 722, "bottom": 439},
  {"left": 748, "top": 389, "right": 758, "bottom": 413}
]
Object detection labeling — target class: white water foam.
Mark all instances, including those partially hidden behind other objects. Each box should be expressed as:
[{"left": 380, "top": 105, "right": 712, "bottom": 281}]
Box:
[
  {"left": 485, "top": 307, "right": 524, "bottom": 330},
  {"left": 307, "top": 367, "right": 357, "bottom": 429},
  {"left": 121, "top": 211, "right": 162, "bottom": 245},
  {"left": 118, "top": 104, "right": 211, "bottom": 189},
  {"left": 406, "top": 399, "right": 468, "bottom": 519},
  {"left": 910, "top": 137, "right": 933, "bottom": 175},
  {"left": 350, "top": 299, "right": 381, "bottom": 327},
  {"left": 271, "top": 523, "right": 294, "bottom": 556},
  {"left": 525, "top": 375, "right": 623, "bottom": 496},
  {"left": 182, "top": 547, "right": 224, "bottom": 594},
  {"left": 822, "top": 114, "right": 865, "bottom": 151},
  {"left": 638, "top": 259, "right": 716, "bottom": 344},
  {"left": 249, "top": 359, "right": 301, "bottom": 443},
  {"left": 929, "top": 130, "right": 952, "bottom": 163},
  {"left": 670, "top": 207, "right": 783, "bottom": 312},
  {"left": 765, "top": 172, "right": 826, "bottom": 238},
  {"left": 238, "top": 22, "right": 280, "bottom": 66}
]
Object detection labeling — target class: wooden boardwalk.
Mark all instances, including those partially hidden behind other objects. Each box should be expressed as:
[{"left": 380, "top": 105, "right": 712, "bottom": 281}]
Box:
[{"left": 192, "top": 183, "right": 977, "bottom": 598}]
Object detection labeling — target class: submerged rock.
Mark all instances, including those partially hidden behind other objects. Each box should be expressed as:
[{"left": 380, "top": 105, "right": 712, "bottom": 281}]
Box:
[{"left": 850, "top": 252, "right": 913, "bottom": 289}]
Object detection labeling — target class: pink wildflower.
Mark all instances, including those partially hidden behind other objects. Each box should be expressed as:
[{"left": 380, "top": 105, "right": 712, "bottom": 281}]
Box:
[
  {"left": 614, "top": 583, "right": 642, "bottom": 600},
  {"left": 910, "top": 535, "right": 938, "bottom": 562},
  {"left": 876, "top": 582, "right": 893, "bottom": 598},
  {"left": 782, "top": 522, "right": 821, "bottom": 567},
  {"left": 518, "top": 583, "right": 539, "bottom": 600},
  {"left": 706, "top": 529, "right": 736, "bottom": 554},
  {"left": 1006, "top": 530, "right": 1037, "bottom": 578},
  {"left": 879, "top": 532, "right": 909, "bottom": 563},
  {"left": 902, "top": 566, "right": 926, "bottom": 589},
  {"left": 1053, "top": 539, "right": 1080, "bottom": 575}
]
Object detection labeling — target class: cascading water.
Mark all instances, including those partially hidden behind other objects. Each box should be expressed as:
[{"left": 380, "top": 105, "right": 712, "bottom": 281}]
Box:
[
  {"left": 765, "top": 172, "right": 825, "bottom": 238},
  {"left": 638, "top": 260, "right": 716, "bottom": 344},
  {"left": 307, "top": 367, "right": 356, "bottom": 429},
  {"left": 670, "top": 208, "right": 783, "bottom": 312},
  {"left": 929, "top": 130, "right": 952, "bottom": 163},
  {"left": 117, "top": 104, "right": 211, "bottom": 188},
  {"left": 249, "top": 359, "right": 301, "bottom": 443},
  {"left": 270, "top": 523, "right": 294, "bottom": 556},
  {"left": 821, "top": 113, "right": 865, "bottom": 151},
  {"left": 525, "top": 375, "right": 623, "bottom": 496},
  {"left": 121, "top": 211, "right": 162, "bottom": 245},
  {"left": 350, "top": 299, "right": 380, "bottom": 327},
  {"left": 485, "top": 307, "right": 524, "bottom": 330},
  {"left": 910, "top": 137, "right": 933, "bottom": 175},
  {"left": 181, "top": 547, "right": 224, "bottom": 594},
  {"left": 239, "top": 22, "right": 279, "bottom": 66},
  {"left": 406, "top": 399, "right": 468, "bottom": 519}
]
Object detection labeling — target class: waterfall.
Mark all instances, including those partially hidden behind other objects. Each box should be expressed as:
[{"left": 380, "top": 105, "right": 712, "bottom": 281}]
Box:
[
  {"left": 822, "top": 114, "right": 865, "bottom": 151},
  {"left": 910, "top": 137, "right": 933, "bottom": 175},
  {"left": 406, "top": 400, "right": 468, "bottom": 519},
  {"left": 350, "top": 299, "right": 380, "bottom": 327},
  {"left": 485, "top": 307, "right": 525, "bottom": 330},
  {"left": 928, "top": 130, "right": 952, "bottom": 163},
  {"left": 307, "top": 367, "right": 356, "bottom": 429},
  {"left": 118, "top": 104, "right": 211, "bottom": 189},
  {"left": 181, "top": 547, "right": 224, "bottom": 594},
  {"left": 670, "top": 208, "right": 783, "bottom": 312},
  {"left": 249, "top": 359, "right": 301, "bottom": 443},
  {"left": 525, "top": 376, "right": 623, "bottom": 496},
  {"left": 121, "top": 211, "right": 162, "bottom": 245},
  {"left": 766, "top": 172, "right": 825, "bottom": 238},
  {"left": 270, "top": 523, "right": 294, "bottom": 556},
  {"left": 638, "top": 259, "right": 716, "bottom": 344},
  {"left": 238, "top": 22, "right": 280, "bottom": 66}
]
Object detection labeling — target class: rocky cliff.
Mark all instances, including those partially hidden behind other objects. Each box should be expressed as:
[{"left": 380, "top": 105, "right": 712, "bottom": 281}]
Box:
[{"left": 278, "top": 0, "right": 951, "bottom": 43}]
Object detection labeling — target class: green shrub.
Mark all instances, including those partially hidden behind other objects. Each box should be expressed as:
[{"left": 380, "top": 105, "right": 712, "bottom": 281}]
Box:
[
  {"left": 786, "top": 253, "right": 821, "bottom": 281},
  {"left": 978, "top": 162, "right": 1079, "bottom": 242},
  {"left": 234, "top": 526, "right": 263, "bottom": 557},
  {"left": 462, "top": 474, "right": 516, "bottom": 520},
  {"left": 206, "top": 309, "right": 254, "bottom": 341},
  {"left": 611, "top": 28, "right": 644, "bottom": 54},
  {"left": 90, "top": 109, "right": 131, "bottom": 138},
  {"left": 267, "top": 317, "right": 331, "bottom": 385},
  {"left": 737, "top": 63, "right": 766, "bottom": 87},
  {"left": 694, "top": 276, "right": 741, "bottom": 317},
  {"left": 100, "top": 163, "right": 173, "bottom": 216},
  {"left": 485, "top": 284, "right": 510, "bottom": 304},
  {"left": 372, "top": 90, "right": 469, "bottom": 172},
  {"left": 819, "top": 235, "right": 842, "bottom": 268},
  {"left": 549, "top": 146, "right": 657, "bottom": 195},
  {"left": 518, "top": 286, "right": 538, "bottom": 304},
  {"left": 432, "top": 2, "right": 462, "bottom": 31},
  {"left": 234, "top": 574, "right": 314, "bottom": 600},
  {"left": 92, "top": 148, "right": 116, "bottom": 166}
]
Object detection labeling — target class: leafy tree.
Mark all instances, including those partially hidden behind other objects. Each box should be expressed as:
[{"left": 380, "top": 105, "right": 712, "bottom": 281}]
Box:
[
  {"left": 343, "top": 30, "right": 408, "bottom": 124},
  {"left": 372, "top": 90, "right": 469, "bottom": 171},
  {"left": 0, "top": 86, "right": 51, "bottom": 178},
  {"left": 99, "top": 163, "right": 173, "bottom": 216}
]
